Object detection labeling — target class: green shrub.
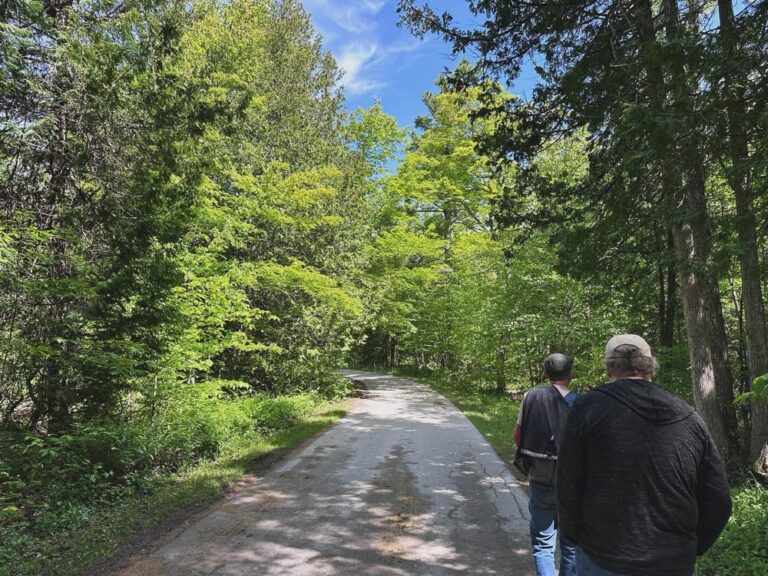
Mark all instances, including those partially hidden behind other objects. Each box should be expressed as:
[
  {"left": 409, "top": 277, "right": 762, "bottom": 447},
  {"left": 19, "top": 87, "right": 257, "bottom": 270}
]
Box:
[
  {"left": 697, "top": 483, "right": 768, "bottom": 576},
  {"left": 0, "top": 386, "right": 327, "bottom": 542},
  {"left": 0, "top": 383, "right": 337, "bottom": 576},
  {"left": 250, "top": 395, "right": 317, "bottom": 433},
  {"left": 316, "top": 373, "right": 357, "bottom": 399}
]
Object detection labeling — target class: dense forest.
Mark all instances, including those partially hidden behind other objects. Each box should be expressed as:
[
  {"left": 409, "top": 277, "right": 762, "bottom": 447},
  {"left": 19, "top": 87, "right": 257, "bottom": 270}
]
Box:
[
  {"left": 1, "top": 0, "right": 767, "bottom": 574},
  {"left": 395, "top": 0, "right": 768, "bottom": 475}
]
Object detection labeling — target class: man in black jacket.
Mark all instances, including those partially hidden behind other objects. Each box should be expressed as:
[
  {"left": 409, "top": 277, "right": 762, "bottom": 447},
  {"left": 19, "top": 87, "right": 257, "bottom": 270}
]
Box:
[{"left": 556, "top": 334, "right": 732, "bottom": 576}]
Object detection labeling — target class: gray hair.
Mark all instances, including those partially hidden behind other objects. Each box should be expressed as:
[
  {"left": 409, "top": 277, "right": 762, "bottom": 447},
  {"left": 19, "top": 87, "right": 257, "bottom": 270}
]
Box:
[{"left": 603, "top": 344, "right": 660, "bottom": 378}]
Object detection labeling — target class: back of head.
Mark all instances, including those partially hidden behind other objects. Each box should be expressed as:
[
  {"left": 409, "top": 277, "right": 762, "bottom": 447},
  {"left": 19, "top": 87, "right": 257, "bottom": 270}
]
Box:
[
  {"left": 604, "top": 334, "right": 658, "bottom": 379},
  {"left": 543, "top": 353, "right": 573, "bottom": 380}
]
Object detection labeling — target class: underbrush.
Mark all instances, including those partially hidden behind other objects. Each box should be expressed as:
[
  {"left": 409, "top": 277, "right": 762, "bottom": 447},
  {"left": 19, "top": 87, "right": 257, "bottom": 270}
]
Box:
[
  {"left": 696, "top": 481, "right": 768, "bottom": 576},
  {"left": 0, "top": 375, "right": 353, "bottom": 576}
]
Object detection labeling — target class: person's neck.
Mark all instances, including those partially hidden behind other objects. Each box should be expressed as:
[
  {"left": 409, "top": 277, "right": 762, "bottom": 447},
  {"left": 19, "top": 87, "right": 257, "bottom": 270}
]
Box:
[
  {"left": 610, "top": 373, "right": 651, "bottom": 382},
  {"left": 550, "top": 380, "right": 571, "bottom": 389}
]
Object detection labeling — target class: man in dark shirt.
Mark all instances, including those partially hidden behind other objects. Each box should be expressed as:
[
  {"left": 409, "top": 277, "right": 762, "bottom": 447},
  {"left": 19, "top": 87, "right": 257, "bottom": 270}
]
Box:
[
  {"left": 514, "top": 353, "right": 579, "bottom": 576},
  {"left": 556, "top": 334, "right": 732, "bottom": 576}
]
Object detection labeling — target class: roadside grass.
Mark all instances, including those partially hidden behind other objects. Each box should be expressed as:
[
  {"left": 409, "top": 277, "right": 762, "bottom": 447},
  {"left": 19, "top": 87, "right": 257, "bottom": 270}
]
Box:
[
  {"left": 0, "top": 403, "right": 348, "bottom": 576},
  {"left": 371, "top": 366, "right": 768, "bottom": 576},
  {"left": 696, "top": 481, "right": 768, "bottom": 576}
]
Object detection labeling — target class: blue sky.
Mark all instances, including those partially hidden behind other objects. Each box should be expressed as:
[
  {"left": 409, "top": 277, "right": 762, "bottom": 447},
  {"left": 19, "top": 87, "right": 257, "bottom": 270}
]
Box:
[{"left": 301, "top": 0, "right": 538, "bottom": 129}]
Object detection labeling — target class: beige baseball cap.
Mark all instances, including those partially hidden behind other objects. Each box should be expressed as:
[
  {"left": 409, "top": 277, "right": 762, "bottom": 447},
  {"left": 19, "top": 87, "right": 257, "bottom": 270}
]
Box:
[{"left": 605, "top": 334, "right": 652, "bottom": 359}]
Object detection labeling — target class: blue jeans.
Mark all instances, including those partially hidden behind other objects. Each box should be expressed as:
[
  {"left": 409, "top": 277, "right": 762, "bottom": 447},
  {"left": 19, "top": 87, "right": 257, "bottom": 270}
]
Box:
[
  {"left": 576, "top": 548, "right": 621, "bottom": 576},
  {"left": 529, "top": 481, "right": 577, "bottom": 576}
]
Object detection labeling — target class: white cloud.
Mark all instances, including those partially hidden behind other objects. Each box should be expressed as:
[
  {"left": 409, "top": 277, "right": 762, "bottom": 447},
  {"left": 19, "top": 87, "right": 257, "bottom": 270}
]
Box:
[
  {"left": 328, "top": 7, "right": 376, "bottom": 33},
  {"left": 382, "top": 38, "right": 426, "bottom": 55},
  {"left": 362, "top": 0, "right": 388, "bottom": 13},
  {"left": 303, "top": 1, "right": 432, "bottom": 97},
  {"left": 303, "top": 0, "right": 390, "bottom": 34},
  {"left": 337, "top": 42, "right": 385, "bottom": 95}
]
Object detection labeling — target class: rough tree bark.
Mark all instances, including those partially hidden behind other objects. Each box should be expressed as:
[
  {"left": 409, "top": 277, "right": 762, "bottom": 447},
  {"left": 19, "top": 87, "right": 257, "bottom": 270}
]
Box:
[
  {"left": 717, "top": 0, "right": 768, "bottom": 475},
  {"left": 659, "top": 232, "right": 677, "bottom": 347},
  {"left": 495, "top": 327, "right": 509, "bottom": 393},
  {"left": 636, "top": 0, "right": 738, "bottom": 462},
  {"left": 670, "top": 160, "right": 739, "bottom": 462}
]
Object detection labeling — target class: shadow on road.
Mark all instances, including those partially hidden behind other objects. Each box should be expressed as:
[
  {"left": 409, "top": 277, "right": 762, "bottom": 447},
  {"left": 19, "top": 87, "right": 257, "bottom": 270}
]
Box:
[{"left": 117, "top": 371, "right": 534, "bottom": 576}]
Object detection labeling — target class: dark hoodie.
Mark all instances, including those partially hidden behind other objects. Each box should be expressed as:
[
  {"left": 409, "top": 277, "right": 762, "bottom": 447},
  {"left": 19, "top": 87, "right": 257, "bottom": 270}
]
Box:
[{"left": 556, "top": 379, "right": 732, "bottom": 576}]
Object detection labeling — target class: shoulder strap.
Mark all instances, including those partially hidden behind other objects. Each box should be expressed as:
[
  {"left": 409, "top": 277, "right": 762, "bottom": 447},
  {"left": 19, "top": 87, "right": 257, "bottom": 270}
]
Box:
[
  {"left": 564, "top": 390, "right": 578, "bottom": 408},
  {"left": 543, "top": 387, "right": 576, "bottom": 455},
  {"left": 541, "top": 386, "right": 562, "bottom": 444}
]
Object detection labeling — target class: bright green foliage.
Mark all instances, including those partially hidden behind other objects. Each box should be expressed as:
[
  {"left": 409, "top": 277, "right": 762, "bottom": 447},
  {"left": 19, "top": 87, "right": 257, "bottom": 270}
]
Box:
[
  {"left": 0, "top": 0, "right": 369, "bottom": 568},
  {"left": 357, "top": 79, "right": 631, "bottom": 390},
  {"left": 735, "top": 374, "right": 768, "bottom": 404},
  {"left": 0, "top": 0, "right": 366, "bottom": 428},
  {"left": 154, "top": 0, "right": 364, "bottom": 396},
  {"left": 394, "top": 79, "right": 506, "bottom": 238},
  {"left": 346, "top": 102, "right": 405, "bottom": 181},
  {"left": 0, "top": 0, "right": 213, "bottom": 431},
  {"left": 359, "top": 80, "right": 503, "bottom": 367}
]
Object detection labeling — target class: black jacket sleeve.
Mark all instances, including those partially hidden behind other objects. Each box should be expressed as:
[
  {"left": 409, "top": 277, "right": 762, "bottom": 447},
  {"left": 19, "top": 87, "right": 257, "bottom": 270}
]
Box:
[
  {"left": 695, "top": 429, "right": 732, "bottom": 555},
  {"left": 556, "top": 401, "right": 584, "bottom": 544}
]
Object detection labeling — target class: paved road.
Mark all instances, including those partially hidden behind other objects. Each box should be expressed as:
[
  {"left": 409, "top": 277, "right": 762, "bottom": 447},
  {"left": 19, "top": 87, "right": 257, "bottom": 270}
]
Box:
[{"left": 117, "top": 371, "right": 534, "bottom": 575}]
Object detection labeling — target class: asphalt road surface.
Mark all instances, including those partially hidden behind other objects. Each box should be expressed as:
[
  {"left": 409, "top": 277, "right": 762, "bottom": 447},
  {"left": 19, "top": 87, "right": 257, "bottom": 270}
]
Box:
[{"left": 116, "top": 371, "right": 535, "bottom": 575}]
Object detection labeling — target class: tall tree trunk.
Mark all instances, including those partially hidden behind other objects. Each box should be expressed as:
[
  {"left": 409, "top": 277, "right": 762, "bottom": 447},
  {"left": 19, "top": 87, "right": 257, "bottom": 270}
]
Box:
[
  {"left": 635, "top": 0, "right": 738, "bottom": 461},
  {"left": 667, "top": 0, "right": 738, "bottom": 461},
  {"left": 670, "top": 161, "right": 738, "bottom": 461},
  {"left": 39, "top": 0, "right": 76, "bottom": 432},
  {"left": 495, "top": 326, "right": 509, "bottom": 393},
  {"left": 728, "top": 266, "right": 750, "bottom": 396},
  {"left": 658, "top": 265, "right": 667, "bottom": 342},
  {"left": 663, "top": 268, "right": 677, "bottom": 347},
  {"left": 660, "top": 232, "right": 677, "bottom": 347},
  {"left": 718, "top": 0, "right": 768, "bottom": 476}
]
